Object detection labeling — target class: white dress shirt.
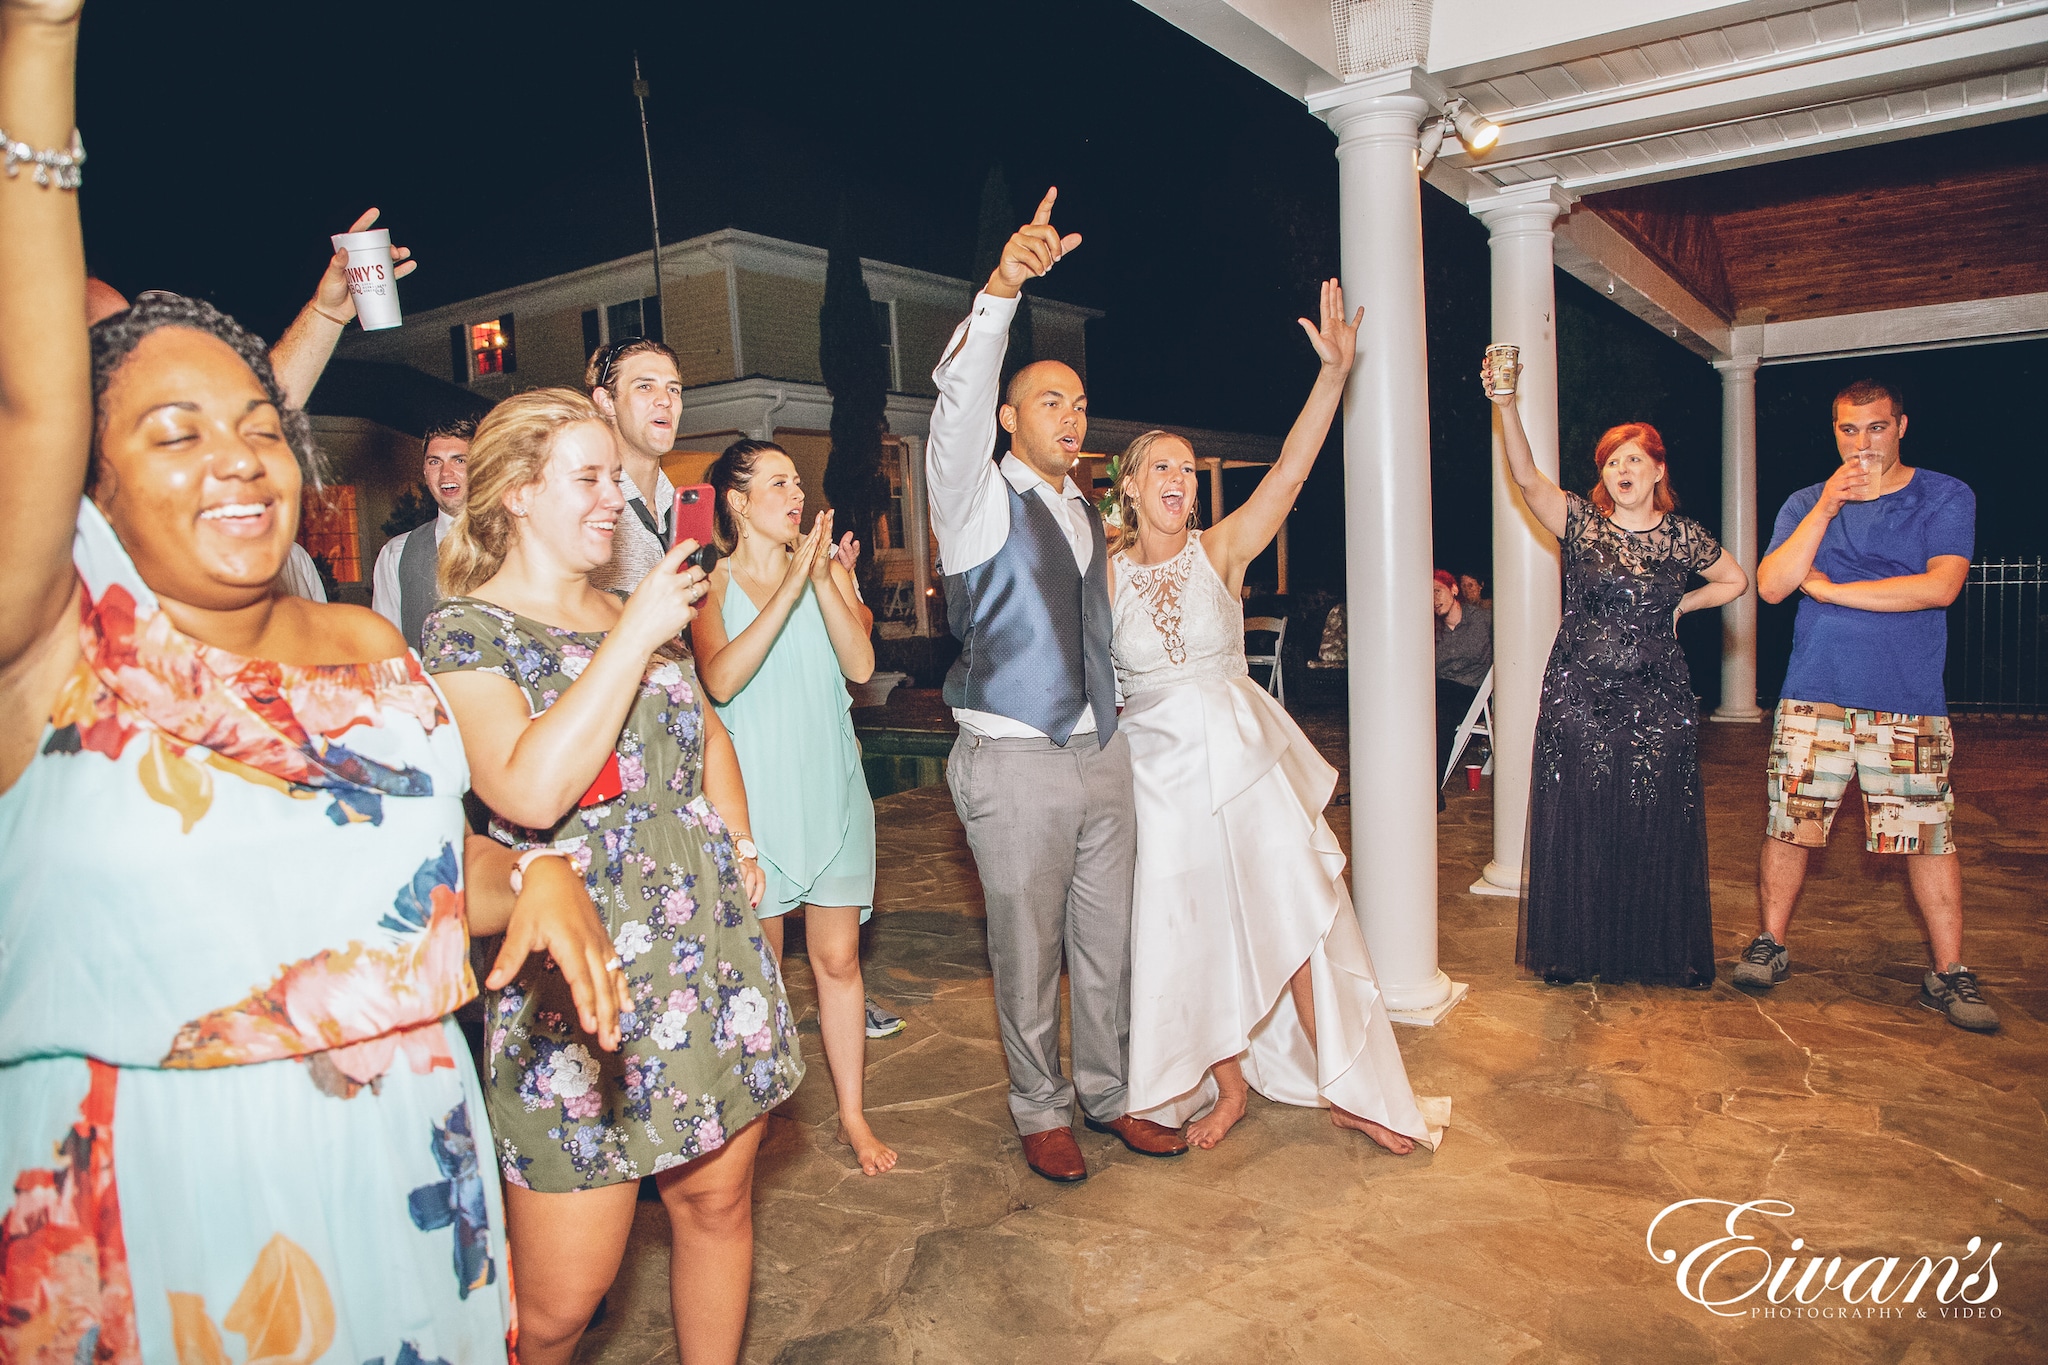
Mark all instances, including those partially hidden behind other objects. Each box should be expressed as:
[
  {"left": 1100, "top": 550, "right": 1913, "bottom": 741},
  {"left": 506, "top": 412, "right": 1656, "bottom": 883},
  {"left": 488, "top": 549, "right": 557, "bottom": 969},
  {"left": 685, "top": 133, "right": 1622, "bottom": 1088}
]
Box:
[
  {"left": 277, "top": 542, "right": 329, "bottom": 603},
  {"left": 370, "top": 510, "right": 452, "bottom": 629},
  {"left": 927, "top": 290, "right": 1097, "bottom": 741}
]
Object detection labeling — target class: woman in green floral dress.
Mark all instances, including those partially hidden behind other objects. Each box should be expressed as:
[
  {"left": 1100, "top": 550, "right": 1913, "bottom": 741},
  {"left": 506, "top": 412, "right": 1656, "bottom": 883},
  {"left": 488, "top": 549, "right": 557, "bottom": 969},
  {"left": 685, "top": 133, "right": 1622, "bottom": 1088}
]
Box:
[{"left": 424, "top": 389, "right": 801, "bottom": 1365}]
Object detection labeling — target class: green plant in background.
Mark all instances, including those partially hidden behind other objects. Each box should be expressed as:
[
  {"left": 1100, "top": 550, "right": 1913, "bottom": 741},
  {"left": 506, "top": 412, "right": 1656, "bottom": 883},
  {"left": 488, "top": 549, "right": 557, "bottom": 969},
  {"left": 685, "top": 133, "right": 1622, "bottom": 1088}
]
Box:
[
  {"left": 1096, "top": 454, "right": 1123, "bottom": 531},
  {"left": 381, "top": 484, "right": 436, "bottom": 540}
]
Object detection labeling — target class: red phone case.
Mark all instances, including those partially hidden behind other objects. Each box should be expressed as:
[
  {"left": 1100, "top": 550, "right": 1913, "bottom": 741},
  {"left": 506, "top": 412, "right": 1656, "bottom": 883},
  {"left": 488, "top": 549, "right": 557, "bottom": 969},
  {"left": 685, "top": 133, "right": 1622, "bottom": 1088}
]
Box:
[
  {"left": 671, "top": 483, "right": 717, "bottom": 555},
  {"left": 578, "top": 751, "right": 625, "bottom": 808}
]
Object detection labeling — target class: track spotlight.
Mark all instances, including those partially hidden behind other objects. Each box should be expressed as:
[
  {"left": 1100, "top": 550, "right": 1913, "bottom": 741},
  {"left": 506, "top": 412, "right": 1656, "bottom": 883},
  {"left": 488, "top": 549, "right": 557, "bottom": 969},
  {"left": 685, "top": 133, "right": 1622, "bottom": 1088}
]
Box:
[
  {"left": 1448, "top": 97, "right": 1500, "bottom": 154},
  {"left": 1415, "top": 116, "right": 1449, "bottom": 172}
]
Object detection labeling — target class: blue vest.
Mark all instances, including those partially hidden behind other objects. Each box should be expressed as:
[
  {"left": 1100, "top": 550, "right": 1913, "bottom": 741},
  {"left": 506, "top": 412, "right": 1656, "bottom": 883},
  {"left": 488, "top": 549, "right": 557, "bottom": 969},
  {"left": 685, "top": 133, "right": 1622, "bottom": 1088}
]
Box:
[{"left": 943, "top": 479, "right": 1117, "bottom": 747}]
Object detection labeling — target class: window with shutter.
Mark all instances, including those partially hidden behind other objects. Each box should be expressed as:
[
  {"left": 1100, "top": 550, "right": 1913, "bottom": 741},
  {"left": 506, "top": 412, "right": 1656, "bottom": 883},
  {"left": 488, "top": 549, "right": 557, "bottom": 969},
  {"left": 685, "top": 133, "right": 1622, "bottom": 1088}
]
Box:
[
  {"left": 470, "top": 319, "right": 511, "bottom": 376},
  {"left": 642, "top": 295, "right": 663, "bottom": 343},
  {"left": 449, "top": 325, "right": 467, "bottom": 384},
  {"left": 606, "top": 299, "right": 644, "bottom": 341},
  {"left": 582, "top": 309, "right": 601, "bottom": 360}
]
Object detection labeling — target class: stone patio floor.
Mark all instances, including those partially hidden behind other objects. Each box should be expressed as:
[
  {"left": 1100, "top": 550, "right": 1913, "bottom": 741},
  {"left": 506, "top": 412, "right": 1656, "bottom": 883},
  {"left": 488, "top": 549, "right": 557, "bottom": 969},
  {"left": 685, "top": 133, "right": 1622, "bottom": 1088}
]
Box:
[{"left": 582, "top": 702, "right": 2045, "bottom": 1364}]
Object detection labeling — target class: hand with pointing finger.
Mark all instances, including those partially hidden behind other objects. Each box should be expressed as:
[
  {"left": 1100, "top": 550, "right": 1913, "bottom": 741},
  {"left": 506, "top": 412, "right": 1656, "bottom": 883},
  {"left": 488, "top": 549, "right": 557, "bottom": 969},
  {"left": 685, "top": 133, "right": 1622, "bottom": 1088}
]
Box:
[{"left": 987, "top": 187, "right": 1083, "bottom": 300}]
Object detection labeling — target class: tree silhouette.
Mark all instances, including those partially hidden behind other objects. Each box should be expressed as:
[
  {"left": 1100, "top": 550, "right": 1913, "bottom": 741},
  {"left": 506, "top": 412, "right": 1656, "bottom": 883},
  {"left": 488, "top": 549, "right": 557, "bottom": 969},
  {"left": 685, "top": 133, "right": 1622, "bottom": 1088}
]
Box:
[
  {"left": 971, "top": 164, "right": 1033, "bottom": 416},
  {"left": 819, "top": 197, "right": 891, "bottom": 603}
]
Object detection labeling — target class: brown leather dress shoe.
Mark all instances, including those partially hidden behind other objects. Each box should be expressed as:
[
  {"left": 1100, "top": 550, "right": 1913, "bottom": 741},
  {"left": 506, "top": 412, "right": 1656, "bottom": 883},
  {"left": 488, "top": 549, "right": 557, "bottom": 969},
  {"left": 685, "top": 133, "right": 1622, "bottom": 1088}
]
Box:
[
  {"left": 1021, "top": 1126, "right": 1088, "bottom": 1182},
  {"left": 1085, "top": 1114, "right": 1191, "bottom": 1157}
]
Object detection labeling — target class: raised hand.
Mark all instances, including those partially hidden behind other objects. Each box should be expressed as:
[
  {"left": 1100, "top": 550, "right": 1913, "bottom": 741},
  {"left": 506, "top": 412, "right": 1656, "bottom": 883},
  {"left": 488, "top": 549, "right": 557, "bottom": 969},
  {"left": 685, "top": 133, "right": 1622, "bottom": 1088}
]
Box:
[
  {"left": 617, "top": 537, "right": 710, "bottom": 649},
  {"left": 314, "top": 207, "right": 417, "bottom": 324},
  {"left": 1816, "top": 459, "right": 1872, "bottom": 517},
  {"left": 831, "top": 530, "right": 861, "bottom": 574},
  {"left": 987, "top": 187, "right": 1083, "bottom": 299},
  {"left": 806, "top": 509, "right": 839, "bottom": 582},
  {"left": 1479, "top": 351, "right": 1518, "bottom": 408},
  {"left": 1297, "top": 278, "right": 1362, "bottom": 380}
]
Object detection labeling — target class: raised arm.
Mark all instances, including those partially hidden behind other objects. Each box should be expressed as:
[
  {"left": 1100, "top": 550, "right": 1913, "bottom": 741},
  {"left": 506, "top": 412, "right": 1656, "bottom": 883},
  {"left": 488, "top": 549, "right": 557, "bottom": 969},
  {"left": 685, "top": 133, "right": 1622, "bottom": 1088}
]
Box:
[
  {"left": 1482, "top": 356, "right": 1568, "bottom": 542},
  {"left": 926, "top": 187, "right": 1081, "bottom": 568},
  {"left": 1207, "top": 279, "right": 1359, "bottom": 583},
  {"left": 438, "top": 540, "right": 707, "bottom": 828},
  {"left": 269, "top": 207, "right": 416, "bottom": 409},
  {"left": 0, "top": 0, "right": 88, "bottom": 670}
]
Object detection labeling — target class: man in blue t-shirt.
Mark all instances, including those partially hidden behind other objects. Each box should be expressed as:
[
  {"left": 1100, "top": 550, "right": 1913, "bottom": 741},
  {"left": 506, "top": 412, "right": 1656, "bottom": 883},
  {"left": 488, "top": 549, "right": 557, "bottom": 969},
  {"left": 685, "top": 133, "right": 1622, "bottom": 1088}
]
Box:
[{"left": 1730, "top": 379, "right": 1994, "bottom": 1031}]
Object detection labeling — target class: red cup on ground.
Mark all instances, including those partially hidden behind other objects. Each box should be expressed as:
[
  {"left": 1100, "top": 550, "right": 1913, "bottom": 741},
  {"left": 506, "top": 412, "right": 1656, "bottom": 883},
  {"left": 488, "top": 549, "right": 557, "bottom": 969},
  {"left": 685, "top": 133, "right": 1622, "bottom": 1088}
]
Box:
[{"left": 1465, "top": 764, "right": 1483, "bottom": 791}]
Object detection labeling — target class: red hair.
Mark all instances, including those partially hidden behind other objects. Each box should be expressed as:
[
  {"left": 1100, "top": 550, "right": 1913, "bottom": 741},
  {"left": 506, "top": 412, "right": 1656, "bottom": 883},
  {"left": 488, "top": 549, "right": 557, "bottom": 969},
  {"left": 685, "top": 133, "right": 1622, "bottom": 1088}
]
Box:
[
  {"left": 1432, "top": 569, "right": 1457, "bottom": 591},
  {"left": 1589, "top": 422, "right": 1678, "bottom": 515}
]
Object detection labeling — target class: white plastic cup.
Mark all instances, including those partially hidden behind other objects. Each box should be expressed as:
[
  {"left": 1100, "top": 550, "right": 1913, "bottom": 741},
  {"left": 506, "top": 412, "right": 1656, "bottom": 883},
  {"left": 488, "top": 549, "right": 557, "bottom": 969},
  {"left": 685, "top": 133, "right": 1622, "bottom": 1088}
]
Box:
[{"left": 330, "top": 228, "right": 403, "bottom": 331}]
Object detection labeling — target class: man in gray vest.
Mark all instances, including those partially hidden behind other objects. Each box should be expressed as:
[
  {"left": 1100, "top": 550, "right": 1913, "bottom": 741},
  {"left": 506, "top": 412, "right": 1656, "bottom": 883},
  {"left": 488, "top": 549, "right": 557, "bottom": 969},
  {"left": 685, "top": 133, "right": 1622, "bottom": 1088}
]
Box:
[
  {"left": 929, "top": 188, "right": 1186, "bottom": 1182},
  {"left": 372, "top": 416, "right": 475, "bottom": 650}
]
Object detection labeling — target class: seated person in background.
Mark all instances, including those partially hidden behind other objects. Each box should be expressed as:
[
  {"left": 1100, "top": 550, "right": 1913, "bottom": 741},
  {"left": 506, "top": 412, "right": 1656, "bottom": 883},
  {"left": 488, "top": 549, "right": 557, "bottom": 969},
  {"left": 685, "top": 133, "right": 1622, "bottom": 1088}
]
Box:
[{"left": 1434, "top": 569, "right": 1493, "bottom": 790}]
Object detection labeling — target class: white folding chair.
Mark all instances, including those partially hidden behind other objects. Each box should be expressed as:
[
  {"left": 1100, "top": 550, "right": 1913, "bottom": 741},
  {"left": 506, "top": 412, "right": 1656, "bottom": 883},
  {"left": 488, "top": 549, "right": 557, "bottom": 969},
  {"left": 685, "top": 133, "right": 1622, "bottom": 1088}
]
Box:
[
  {"left": 1440, "top": 667, "right": 1494, "bottom": 790},
  {"left": 1244, "top": 615, "right": 1287, "bottom": 704}
]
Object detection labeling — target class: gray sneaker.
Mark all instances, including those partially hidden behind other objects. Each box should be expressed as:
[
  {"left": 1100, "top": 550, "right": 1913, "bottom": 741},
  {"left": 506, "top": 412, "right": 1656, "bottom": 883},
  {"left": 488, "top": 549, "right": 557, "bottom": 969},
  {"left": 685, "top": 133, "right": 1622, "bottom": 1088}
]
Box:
[
  {"left": 1920, "top": 966, "right": 1999, "bottom": 1033},
  {"left": 864, "top": 998, "right": 907, "bottom": 1039},
  {"left": 1732, "top": 933, "right": 1789, "bottom": 989}
]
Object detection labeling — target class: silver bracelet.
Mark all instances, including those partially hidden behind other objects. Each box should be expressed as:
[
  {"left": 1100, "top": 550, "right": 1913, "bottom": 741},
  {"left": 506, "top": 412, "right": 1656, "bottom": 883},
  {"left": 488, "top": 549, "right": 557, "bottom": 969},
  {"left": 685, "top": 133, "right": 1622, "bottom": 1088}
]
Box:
[{"left": 0, "top": 127, "right": 85, "bottom": 190}]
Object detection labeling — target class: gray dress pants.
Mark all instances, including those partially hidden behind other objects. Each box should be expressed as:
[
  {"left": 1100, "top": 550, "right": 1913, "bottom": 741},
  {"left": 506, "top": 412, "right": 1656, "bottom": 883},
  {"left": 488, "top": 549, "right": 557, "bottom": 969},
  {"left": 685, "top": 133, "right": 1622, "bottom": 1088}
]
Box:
[{"left": 947, "top": 729, "right": 1137, "bottom": 1135}]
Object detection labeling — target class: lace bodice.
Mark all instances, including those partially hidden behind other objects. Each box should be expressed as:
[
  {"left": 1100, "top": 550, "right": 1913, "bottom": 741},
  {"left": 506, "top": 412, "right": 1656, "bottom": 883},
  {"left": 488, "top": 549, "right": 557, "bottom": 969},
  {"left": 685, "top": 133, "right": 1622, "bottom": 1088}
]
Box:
[{"left": 1112, "top": 532, "right": 1250, "bottom": 697}]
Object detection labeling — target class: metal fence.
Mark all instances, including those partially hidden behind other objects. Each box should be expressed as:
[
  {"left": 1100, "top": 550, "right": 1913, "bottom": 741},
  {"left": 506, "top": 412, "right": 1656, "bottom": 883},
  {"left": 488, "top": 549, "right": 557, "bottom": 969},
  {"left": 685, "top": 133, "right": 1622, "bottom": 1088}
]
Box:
[{"left": 1947, "top": 558, "right": 2046, "bottom": 717}]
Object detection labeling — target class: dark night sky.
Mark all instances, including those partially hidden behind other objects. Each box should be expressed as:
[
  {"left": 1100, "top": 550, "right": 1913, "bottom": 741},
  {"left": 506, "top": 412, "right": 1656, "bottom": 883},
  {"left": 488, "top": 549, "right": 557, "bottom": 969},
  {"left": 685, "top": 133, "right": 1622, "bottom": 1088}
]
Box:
[
  {"left": 76, "top": 0, "right": 1346, "bottom": 439},
  {"left": 76, "top": 0, "right": 2046, "bottom": 687}
]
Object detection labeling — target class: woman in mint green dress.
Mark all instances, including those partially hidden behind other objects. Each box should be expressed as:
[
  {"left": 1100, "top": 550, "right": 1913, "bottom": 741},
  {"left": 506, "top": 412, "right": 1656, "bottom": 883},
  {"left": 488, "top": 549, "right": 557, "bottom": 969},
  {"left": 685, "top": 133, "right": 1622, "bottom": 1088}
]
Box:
[{"left": 692, "top": 440, "right": 892, "bottom": 1175}]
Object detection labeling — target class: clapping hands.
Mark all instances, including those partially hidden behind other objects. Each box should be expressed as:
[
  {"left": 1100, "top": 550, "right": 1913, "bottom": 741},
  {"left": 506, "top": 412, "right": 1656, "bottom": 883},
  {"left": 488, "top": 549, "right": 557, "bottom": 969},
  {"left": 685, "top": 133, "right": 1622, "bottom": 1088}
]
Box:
[{"left": 987, "top": 187, "right": 1083, "bottom": 300}]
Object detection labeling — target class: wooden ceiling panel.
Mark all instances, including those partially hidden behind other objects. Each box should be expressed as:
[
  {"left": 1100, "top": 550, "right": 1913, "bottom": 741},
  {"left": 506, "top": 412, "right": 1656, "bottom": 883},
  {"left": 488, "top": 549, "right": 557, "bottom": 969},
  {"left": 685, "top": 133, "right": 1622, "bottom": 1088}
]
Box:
[{"left": 1583, "top": 115, "right": 2048, "bottom": 324}]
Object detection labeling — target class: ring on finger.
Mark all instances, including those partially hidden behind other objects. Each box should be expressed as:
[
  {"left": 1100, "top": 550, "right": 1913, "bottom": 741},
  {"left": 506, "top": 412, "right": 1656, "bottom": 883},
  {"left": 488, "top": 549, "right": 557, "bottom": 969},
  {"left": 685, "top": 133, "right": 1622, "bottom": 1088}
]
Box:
[{"left": 605, "top": 955, "right": 623, "bottom": 972}]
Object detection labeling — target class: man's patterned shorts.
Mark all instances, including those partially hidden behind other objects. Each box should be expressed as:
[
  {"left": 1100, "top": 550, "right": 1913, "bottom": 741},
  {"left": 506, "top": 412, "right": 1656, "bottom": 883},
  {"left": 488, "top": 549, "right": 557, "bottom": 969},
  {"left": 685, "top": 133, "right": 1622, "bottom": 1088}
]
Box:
[{"left": 1766, "top": 700, "right": 1956, "bottom": 855}]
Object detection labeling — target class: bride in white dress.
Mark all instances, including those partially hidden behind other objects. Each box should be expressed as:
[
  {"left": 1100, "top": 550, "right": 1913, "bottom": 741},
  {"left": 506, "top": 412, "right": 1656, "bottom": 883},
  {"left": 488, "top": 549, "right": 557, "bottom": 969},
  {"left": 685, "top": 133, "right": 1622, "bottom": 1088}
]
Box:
[{"left": 1110, "top": 280, "right": 1447, "bottom": 1153}]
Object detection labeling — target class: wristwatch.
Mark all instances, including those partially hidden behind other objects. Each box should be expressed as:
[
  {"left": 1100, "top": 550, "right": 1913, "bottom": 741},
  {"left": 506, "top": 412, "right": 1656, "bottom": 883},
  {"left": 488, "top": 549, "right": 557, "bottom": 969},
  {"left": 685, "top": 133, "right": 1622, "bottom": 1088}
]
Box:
[{"left": 733, "top": 835, "right": 759, "bottom": 862}]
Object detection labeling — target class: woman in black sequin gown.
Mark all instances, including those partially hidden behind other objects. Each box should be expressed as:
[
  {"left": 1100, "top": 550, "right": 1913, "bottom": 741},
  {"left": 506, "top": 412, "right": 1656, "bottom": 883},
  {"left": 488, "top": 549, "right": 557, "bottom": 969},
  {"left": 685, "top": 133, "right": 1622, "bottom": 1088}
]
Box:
[{"left": 1483, "top": 356, "right": 1749, "bottom": 986}]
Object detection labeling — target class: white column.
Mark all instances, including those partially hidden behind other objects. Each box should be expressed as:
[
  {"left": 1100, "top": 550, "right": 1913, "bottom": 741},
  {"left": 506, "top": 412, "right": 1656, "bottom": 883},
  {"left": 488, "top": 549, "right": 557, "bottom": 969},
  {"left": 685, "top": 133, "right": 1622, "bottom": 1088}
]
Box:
[
  {"left": 1711, "top": 356, "right": 1763, "bottom": 721},
  {"left": 1319, "top": 81, "right": 1464, "bottom": 1024},
  {"left": 1469, "top": 182, "right": 1573, "bottom": 897},
  {"left": 901, "top": 434, "right": 932, "bottom": 637}
]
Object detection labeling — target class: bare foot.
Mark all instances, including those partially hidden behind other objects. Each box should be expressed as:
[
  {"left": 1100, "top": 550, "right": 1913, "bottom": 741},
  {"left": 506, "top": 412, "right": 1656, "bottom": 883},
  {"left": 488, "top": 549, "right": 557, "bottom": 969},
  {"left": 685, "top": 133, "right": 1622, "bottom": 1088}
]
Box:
[
  {"left": 1331, "top": 1105, "right": 1417, "bottom": 1154},
  {"left": 1185, "top": 1085, "right": 1250, "bottom": 1151},
  {"left": 837, "top": 1117, "right": 898, "bottom": 1175}
]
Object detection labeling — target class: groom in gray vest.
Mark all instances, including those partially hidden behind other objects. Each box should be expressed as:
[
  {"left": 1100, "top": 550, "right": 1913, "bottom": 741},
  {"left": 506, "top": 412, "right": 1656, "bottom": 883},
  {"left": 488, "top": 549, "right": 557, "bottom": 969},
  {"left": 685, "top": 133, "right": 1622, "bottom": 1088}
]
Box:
[
  {"left": 372, "top": 416, "right": 475, "bottom": 651},
  {"left": 928, "top": 188, "right": 1186, "bottom": 1182}
]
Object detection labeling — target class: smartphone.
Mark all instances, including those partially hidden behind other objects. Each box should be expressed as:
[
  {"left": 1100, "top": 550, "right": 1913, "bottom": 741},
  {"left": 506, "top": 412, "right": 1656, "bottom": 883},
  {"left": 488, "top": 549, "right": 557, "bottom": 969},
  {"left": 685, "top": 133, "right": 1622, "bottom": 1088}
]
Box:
[{"left": 672, "top": 483, "right": 717, "bottom": 570}]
